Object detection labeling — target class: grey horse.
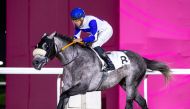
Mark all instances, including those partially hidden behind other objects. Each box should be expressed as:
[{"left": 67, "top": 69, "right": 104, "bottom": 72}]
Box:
[{"left": 32, "top": 32, "right": 171, "bottom": 109}]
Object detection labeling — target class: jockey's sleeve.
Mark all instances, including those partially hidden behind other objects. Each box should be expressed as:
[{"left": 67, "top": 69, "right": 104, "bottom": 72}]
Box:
[
  {"left": 83, "top": 20, "right": 97, "bottom": 43},
  {"left": 74, "top": 27, "right": 81, "bottom": 39}
]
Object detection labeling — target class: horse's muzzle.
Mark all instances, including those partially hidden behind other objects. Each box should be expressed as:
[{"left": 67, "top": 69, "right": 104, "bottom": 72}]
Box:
[{"left": 32, "top": 56, "right": 48, "bottom": 70}]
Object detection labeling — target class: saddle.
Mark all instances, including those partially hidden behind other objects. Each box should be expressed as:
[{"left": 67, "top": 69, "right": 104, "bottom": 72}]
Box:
[
  {"left": 91, "top": 49, "right": 131, "bottom": 72},
  {"left": 92, "top": 50, "right": 131, "bottom": 90}
]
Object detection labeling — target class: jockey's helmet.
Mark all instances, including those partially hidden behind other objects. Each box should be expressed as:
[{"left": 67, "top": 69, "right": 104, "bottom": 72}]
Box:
[{"left": 71, "top": 8, "right": 85, "bottom": 20}]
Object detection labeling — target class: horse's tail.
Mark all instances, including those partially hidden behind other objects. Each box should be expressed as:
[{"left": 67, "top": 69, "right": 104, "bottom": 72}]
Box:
[{"left": 143, "top": 57, "right": 172, "bottom": 81}]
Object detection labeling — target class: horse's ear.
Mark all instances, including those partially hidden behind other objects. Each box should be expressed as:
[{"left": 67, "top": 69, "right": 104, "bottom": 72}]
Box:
[
  {"left": 51, "top": 31, "right": 57, "bottom": 36},
  {"left": 48, "top": 31, "right": 57, "bottom": 39},
  {"left": 42, "top": 33, "right": 47, "bottom": 38}
]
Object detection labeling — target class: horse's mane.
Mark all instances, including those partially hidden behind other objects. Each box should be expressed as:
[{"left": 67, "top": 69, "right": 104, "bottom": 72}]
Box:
[
  {"left": 54, "top": 32, "right": 91, "bottom": 49},
  {"left": 55, "top": 33, "right": 73, "bottom": 42}
]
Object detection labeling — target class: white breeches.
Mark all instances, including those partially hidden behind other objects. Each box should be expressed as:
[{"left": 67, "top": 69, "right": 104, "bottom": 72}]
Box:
[{"left": 92, "top": 23, "right": 113, "bottom": 48}]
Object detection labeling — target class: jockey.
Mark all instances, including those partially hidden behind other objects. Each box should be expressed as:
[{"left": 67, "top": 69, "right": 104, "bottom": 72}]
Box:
[{"left": 71, "top": 7, "right": 115, "bottom": 72}]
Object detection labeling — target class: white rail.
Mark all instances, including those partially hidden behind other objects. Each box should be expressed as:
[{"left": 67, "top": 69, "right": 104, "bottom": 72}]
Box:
[
  {"left": 1, "top": 67, "right": 190, "bottom": 105},
  {"left": 0, "top": 67, "right": 63, "bottom": 104},
  {"left": 0, "top": 67, "right": 63, "bottom": 74},
  {"left": 0, "top": 82, "right": 6, "bottom": 85},
  {"left": 0, "top": 61, "right": 3, "bottom": 65}
]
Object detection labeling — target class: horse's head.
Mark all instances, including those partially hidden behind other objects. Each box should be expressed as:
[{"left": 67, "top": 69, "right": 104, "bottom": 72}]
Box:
[{"left": 32, "top": 32, "right": 57, "bottom": 70}]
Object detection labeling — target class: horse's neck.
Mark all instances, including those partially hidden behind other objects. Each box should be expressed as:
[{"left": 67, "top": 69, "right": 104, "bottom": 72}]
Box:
[
  {"left": 54, "top": 36, "right": 101, "bottom": 67},
  {"left": 57, "top": 45, "right": 97, "bottom": 65},
  {"left": 54, "top": 37, "right": 67, "bottom": 50},
  {"left": 54, "top": 37, "right": 73, "bottom": 64}
]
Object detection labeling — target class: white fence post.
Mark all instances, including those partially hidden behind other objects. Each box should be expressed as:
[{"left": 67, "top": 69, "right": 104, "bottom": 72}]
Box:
[
  {"left": 144, "top": 76, "right": 148, "bottom": 104},
  {"left": 57, "top": 76, "right": 61, "bottom": 105}
]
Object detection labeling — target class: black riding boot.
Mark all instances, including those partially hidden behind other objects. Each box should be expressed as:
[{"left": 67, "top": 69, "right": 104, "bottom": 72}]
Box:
[{"left": 94, "top": 46, "right": 115, "bottom": 72}]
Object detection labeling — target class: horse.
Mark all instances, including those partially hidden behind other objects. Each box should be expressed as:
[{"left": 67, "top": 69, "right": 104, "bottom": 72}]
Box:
[{"left": 32, "top": 32, "right": 171, "bottom": 109}]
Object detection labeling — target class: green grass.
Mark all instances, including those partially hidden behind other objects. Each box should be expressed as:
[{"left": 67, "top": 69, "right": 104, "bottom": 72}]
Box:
[
  {"left": 0, "top": 75, "right": 5, "bottom": 82},
  {"left": 0, "top": 93, "right": 5, "bottom": 105},
  {"left": 0, "top": 75, "right": 6, "bottom": 106}
]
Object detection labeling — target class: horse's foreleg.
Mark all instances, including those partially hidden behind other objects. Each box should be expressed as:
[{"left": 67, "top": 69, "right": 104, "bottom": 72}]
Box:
[{"left": 57, "top": 92, "right": 70, "bottom": 109}]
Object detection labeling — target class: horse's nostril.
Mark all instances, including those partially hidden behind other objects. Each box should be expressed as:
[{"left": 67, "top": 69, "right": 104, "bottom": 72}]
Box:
[
  {"left": 36, "top": 61, "right": 39, "bottom": 64},
  {"left": 33, "top": 60, "right": 39, "bottom": 65}
]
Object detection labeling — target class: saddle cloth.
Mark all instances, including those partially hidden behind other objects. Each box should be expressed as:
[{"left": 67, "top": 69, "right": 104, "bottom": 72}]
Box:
[{"left": 92, "top": 49, "right": 130, "bottom": 70}]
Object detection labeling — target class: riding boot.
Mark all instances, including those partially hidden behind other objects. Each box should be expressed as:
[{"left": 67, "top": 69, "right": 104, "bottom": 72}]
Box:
[{"left": 94, "top": 46, "right": 115, "bottom": 72}]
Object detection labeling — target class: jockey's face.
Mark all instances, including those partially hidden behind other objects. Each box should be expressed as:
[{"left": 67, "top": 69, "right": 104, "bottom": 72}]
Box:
[{"left": 72, "top": 17, "right": 84, "bottom": 27}]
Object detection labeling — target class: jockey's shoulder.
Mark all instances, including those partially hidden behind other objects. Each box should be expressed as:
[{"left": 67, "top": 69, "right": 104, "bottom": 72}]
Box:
[
  {"left": 84, "top": 15, "right": 102, "bottom": 21},
  {"left": 85, "top": 15, "right": 96, "bottom": 18}
]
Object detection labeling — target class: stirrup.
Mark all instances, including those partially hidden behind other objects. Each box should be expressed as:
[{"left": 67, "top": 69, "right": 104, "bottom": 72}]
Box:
[{"left": 102, "top": 67, "right": 115, "bottom": 72}]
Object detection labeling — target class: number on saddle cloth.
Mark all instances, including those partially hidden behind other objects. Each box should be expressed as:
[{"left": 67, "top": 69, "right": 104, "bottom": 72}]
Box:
[{"left": 92, "top": 50, "right": 130, "bottom": 70}]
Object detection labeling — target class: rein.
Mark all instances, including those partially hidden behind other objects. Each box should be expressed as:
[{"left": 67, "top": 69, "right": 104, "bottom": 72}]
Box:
[{"left": 61, "top": 41, "right": 84, "bottom": 52}]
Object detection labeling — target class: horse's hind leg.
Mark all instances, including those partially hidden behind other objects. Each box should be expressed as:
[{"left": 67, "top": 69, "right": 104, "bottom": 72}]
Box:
[
  {"left": 125, "top": 76, "right": 137, "bottom": 109},
  {"left": 119, "top": 77, "right": 148, "bottom": 109},
  {"left": 135, "top": 92, "right": 148, "bottom": 109},
  {"left": 119, "top": 78, "right": 135, "bottom": 109},
  {"left": 133, "top": 72, "right": 148, "bottom": 109}
]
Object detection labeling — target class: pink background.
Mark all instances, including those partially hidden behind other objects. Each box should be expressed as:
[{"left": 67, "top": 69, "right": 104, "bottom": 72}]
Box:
[
  {"left": 6, "top": 0, "right": 190, "bottom": 109},
  {"left": 120, "top": 0, "right": 190, "bottom": 109}
]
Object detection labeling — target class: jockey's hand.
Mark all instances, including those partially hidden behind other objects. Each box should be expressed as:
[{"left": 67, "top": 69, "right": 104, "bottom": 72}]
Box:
[{"left": 73, "top": 38, "right": 83, "bottom": 43}]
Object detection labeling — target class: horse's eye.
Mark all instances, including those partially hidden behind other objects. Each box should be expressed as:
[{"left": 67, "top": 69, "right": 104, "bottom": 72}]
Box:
[{"left": 42, "top": 43, "right": 49, "bottom": 50}]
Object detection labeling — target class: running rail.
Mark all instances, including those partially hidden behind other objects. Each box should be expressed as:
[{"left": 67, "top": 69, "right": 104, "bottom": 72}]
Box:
[
  {"left": 0, "top": 67, "right": 63, "bottom": 74},
  {"left": 0, "top": 67, "right": 63, "bottom": 104},
  {"left": 0, "top": 67, "right": 190, "bottom": 105}
]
